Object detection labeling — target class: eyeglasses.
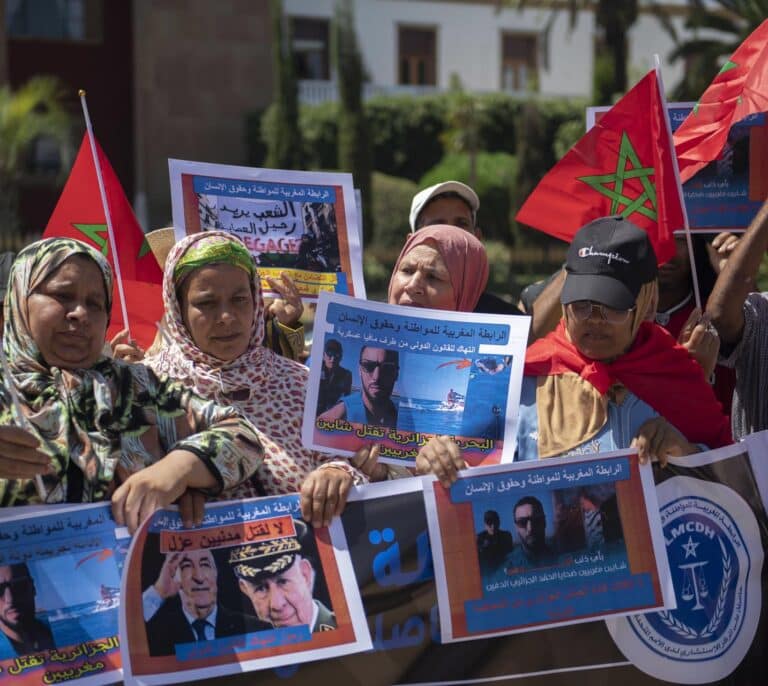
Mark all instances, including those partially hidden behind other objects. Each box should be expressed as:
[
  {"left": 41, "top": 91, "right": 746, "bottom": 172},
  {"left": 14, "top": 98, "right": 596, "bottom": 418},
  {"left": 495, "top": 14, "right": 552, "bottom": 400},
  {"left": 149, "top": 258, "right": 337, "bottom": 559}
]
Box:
[
  {"left": 567, "top": 300, "right": 635, "bottom": 324},
  {"left": 514, "top": 515, "right": 544, "bottom": 528},
  {"left": 324, "top": 350, "right": 341, "bottom": 359},
  {"left": 0, "top": 578, "right": 31, "bottom": 596},
  {"left": 359, "top": 360, "right": 398, "bottom": 376}
]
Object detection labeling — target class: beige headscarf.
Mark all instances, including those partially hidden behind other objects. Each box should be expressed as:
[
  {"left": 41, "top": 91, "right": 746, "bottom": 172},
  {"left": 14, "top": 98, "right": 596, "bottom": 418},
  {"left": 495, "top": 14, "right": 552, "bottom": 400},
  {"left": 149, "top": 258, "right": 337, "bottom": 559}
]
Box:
[{"left": 535, "top": 280, "right": 659, "bottom": 458}]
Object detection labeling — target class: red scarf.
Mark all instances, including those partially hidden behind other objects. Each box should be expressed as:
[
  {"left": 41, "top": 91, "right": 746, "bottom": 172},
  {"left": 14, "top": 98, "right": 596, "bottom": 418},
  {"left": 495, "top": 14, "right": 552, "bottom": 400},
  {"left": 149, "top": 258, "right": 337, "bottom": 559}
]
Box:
[{"left": 525, "top": 321, "right": 732, "bottom": 448}]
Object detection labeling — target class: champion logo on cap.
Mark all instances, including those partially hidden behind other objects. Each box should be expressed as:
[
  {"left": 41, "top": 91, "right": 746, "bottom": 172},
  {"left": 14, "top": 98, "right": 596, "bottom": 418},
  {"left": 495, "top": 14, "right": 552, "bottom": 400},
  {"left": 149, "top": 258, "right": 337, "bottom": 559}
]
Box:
[{"left": 577, "top": 245, "right": 630, "bottom": 265}]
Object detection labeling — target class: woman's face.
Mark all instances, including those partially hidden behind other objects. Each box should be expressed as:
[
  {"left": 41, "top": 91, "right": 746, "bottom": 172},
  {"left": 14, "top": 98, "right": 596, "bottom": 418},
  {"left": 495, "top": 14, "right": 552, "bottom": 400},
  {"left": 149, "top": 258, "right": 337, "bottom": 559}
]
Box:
[
  {"left": 179, "top": 263, "right": 255, "bottom": 362},
  {"left": 389, "top": 243, "right": 456, "bottom": 311},
  {"left": 27, "top": 255, "right": 109, "bottom": 369},
  {"left": 564, "top": 302, "right": 636, "bottom": 362}
]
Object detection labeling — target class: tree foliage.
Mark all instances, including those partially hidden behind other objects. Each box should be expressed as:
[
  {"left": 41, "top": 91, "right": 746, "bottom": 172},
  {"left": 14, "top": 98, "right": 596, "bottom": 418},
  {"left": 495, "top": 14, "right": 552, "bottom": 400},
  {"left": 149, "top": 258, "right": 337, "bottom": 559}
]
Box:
[
  {"left": 0, "top": 76, "right": 71, "bottom": 232},
  {"left": 333, "top": 0, "right": 373, "bottom": 245},
  {"left": 265, "top": 0, "right": 305, "bottom": 169},
  {"left": 671, "top": 0, "right": 768, "bottom": 100}
]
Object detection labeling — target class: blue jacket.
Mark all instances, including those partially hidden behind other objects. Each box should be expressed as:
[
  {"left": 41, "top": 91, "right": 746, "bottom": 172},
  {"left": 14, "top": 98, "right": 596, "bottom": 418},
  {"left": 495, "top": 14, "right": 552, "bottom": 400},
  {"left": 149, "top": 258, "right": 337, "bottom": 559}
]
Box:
[{"left": 514, "top": 376, "right": 660, "bottom": 461}]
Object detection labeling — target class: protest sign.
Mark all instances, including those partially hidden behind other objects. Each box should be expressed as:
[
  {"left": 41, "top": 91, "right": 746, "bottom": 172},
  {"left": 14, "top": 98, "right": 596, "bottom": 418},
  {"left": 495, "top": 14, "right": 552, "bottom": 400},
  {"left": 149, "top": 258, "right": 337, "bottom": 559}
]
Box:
[
  {"left": 423, "top": 451, "right": 674, "bottom": 642},
  {"left": 608, "top": 435, "right": 768, "bottom": 683},
  {"left": 0, "top": 503, "right": 126, "bottom": 686},
  {"left": 198, "top": 442, "right": 768, "bottom": 686},
  {"left": 303, "top": 291, "right": 530, "bottom": 467},
  {"left": 587, "top": 103, "right": 768, "bottom": 231},
  {"left": 120, "top": 494, "right": 370, "bottom": 685},
  {"left": 168, "top": 160, "right": 365, "bottom": 300}
]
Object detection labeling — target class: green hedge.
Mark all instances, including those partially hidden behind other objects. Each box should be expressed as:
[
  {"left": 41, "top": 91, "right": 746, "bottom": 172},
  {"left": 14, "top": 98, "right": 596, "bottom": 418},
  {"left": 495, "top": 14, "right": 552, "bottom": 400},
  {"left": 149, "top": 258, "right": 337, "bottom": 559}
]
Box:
[
  {"left": 253, "top": 93, "right": 584, "bottom": 182},
  {"left": 419, "top": 152, "right": 517, "bottom": 242}
]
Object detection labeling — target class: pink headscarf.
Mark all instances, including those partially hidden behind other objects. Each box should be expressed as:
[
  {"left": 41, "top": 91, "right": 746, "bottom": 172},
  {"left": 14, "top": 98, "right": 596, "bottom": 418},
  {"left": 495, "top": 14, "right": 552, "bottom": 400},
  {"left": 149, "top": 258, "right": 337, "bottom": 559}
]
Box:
[{"left": 388, "top": 224, "right": 489, "bottom": 312}]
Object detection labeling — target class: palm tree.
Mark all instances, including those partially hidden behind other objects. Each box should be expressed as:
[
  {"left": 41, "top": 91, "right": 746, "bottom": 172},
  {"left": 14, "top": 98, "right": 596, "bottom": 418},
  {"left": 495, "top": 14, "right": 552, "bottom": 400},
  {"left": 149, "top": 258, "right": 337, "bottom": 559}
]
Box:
[
  {"left": 0, "top": 76, "right": 72, "bottom": 234},
  {"left": 497, "top": 1, "right": 675, "bottom": 102},
  {"left": 671, "top": 0, "right": 768, "bottom": 100}
]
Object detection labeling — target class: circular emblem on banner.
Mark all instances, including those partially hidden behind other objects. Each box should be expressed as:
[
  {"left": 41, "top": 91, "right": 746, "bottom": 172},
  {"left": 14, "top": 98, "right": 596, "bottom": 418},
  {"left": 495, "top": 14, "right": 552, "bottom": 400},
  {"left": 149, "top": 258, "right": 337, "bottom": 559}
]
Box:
[{"left": 606, "top": 476, "right": 762, "bottom": 684}]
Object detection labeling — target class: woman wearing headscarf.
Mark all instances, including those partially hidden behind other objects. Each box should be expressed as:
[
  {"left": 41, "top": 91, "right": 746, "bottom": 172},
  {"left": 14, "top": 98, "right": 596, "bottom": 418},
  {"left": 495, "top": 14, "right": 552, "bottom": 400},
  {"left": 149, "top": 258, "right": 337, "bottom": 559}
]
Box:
[
  {"left": 353, "top": 224, "right": 491, "bottom": 480},
  {"left": 387, "top": 224, "right": 489, "bottom": 313},
  {"left": 0, "top": 238, "right": 264, "bottom": 532},
  {"left": 144, "top": 231, "right": 366, "bottom": 528},
  {"left": 416, "top": 217, "right": 732, "bottom": 485}
]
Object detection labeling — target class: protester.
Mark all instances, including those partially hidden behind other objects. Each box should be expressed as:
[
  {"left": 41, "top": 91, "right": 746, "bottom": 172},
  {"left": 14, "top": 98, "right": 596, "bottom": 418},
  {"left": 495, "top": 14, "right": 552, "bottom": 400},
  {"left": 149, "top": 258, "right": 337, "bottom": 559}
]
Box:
[
  {"left": 115, "top": 227, "right": 307, "bottom": 363},
  {"left": 0, "top": 238, "right": 264, "bottom": 533},
  {"left": 416, "top": 217, "right": 731, "bottom": 485},
  {"left": 388, "top": 224, "right": 489, "bottom": 313},
  {"left": 144, "top": 231, "right": 366, "bottom": 528},
  {"left": 352, "top": 224, "right": 490, "bottom": 481},
  {"left": 526, "top": 234, "right": 734, "bottom": 389},
  {"left": 706, "top": 199, "right": 768, "bottom": 440},
  {"left": 409, "top": 182, "right": 521, "bottom": 315},
  {"left": 653, "top": 234, "right": 738, "bottom": 412},
  {"left": 0, "top": 253, "right": 15, "bottom": 342}
]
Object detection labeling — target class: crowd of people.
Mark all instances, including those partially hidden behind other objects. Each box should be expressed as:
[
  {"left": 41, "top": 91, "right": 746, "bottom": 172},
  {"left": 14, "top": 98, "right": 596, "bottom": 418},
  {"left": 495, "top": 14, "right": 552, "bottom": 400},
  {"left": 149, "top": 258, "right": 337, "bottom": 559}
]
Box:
[{"left": 0, "top": 175, "right": 766, "bottom": 652}]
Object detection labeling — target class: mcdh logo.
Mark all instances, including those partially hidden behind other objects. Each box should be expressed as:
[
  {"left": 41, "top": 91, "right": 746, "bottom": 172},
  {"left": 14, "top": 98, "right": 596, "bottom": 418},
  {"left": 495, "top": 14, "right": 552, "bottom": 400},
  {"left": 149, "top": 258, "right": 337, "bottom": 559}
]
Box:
[{"left": 607, "top": 476, "right": 762, "bottom": 684}]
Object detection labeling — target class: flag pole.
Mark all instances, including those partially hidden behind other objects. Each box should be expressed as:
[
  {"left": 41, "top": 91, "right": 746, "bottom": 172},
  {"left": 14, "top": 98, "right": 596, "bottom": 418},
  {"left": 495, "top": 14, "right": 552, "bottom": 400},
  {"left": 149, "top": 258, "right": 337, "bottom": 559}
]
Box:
[
  {"left": 78, "top": 90, "right": 131, "bottom": 337},
  {"left": 653, "top": 56, "right": 702, "bottom": 311}
]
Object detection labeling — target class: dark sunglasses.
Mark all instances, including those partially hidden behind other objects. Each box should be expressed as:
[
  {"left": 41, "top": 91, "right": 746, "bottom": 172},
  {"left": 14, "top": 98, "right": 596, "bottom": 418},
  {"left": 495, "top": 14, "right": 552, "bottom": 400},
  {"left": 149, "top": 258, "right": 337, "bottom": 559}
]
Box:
[
  {"left": 515, "top": 515, "right": 544, "bottom": 528},
  {"left": 0, "top": 577, "right": 31, "bottom": 595},
  {"left": 359, "top": 360, "right": 398, "bottom": 375}
]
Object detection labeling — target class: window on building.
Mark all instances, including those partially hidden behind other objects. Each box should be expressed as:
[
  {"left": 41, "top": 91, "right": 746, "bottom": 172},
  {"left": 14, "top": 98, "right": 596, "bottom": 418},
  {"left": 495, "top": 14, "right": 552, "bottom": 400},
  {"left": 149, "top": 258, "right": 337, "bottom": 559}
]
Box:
[
  {"left": 398, "top": 26, "right": 436, "bottom": 86},
  {"left": 501, "top": 32, "right": 537, "bottom": 92},
  {"left": 6, "top": 0, "right": 102, "bottom": 41},
  {"left": 291, "top": 16, "right": 330, "bottom": 81}
]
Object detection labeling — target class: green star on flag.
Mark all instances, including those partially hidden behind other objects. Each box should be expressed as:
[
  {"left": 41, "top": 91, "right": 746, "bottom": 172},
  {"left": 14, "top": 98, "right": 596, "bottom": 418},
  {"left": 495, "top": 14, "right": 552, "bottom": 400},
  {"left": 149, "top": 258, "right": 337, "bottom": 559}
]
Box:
[
  {"left": 577, "top": 132, "right": 658, "bottom": 222},
  {"left": 73, "top": 223, "right": 152, "bottom": 260},
  {"left": 73, "top": 223, "right": 109, "bottom": 255}
]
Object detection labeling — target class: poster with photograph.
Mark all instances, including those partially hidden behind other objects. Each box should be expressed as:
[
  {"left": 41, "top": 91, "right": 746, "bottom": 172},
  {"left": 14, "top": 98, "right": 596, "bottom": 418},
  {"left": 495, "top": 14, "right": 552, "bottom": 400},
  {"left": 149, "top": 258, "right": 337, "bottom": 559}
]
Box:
[
  {"left": 0, "top": 503, "right": 127, "bottom": 686},
  {"left": 587, "top": 103, "right": 768, "bottom": 231},
  {"left": 423, "top": 450, "right": 674, "bottom": 642},
  {"left": 168, "top": 159, "right": 365, "bottom": 300},
  {"left": 303, "top": 292, "right": 530, "bottom": 467},
  {"left": 120, "top": 494, "right": 370, "bottom": 685}
]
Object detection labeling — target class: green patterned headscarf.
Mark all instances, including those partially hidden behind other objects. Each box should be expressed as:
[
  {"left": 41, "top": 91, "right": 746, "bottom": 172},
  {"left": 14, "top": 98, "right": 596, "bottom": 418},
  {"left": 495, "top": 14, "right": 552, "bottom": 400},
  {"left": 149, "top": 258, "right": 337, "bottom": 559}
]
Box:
[
  {"left": 4, "top": 237, "right": 112, "bottom": 371},
  {"left": 173, "top": 233, "right": 255, "bottom": 286},
  {"left": 1, "top": 238, "right": 117, "bottom": 505}
]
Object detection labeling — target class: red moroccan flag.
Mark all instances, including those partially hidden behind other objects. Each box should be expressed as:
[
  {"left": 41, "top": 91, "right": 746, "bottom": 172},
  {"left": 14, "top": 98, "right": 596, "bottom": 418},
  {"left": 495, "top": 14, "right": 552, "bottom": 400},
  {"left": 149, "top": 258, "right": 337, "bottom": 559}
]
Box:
[
  {"left": 516, "top": 70, "right": 682, "bottom": 264},
  {"left": 44, "top": 134, "right": 163, "bottom": 349},
  {"left": 674, "top": 19, "right": 768, "bottom": 183}
]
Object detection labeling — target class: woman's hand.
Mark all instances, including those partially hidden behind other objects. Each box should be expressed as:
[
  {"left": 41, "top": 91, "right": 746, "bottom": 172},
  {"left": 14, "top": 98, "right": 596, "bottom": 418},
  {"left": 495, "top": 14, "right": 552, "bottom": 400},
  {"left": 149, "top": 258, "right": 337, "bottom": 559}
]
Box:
[
  {"left": 677, "top": 308, "right": 719, "bottom": 379},
  {"left": 177, "top": 489, "right": 207, "bottom": 529},
  {"left": 112, "top": 450, "right": 216, "bottom": 534},
  {"left": 0, "top": 425, "right": 51, "bottom": 479},
  {"left": 415, "top": 436, "right": 466, "bottom": 488},
  {"left": 300, "top": 466, "right": 353, "bottom": 528},
  {"left": 351, "top": 444, "right": 388, "bottom": 482},
  {"left": 631, "top": 417, "right": 700, "bottom": 467},
  {"left": 265, "top": 272, "right": 303, "bottom": 327},
  {"left": 110, "top": 328, "right": 145, "bottom": 364}
]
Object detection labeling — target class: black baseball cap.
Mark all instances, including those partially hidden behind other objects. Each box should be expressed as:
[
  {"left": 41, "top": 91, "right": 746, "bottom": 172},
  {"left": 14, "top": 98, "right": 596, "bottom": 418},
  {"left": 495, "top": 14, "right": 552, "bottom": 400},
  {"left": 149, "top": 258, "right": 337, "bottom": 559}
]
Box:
[{"left": 561, "top": 216, "right": 658, "bottom": 310}]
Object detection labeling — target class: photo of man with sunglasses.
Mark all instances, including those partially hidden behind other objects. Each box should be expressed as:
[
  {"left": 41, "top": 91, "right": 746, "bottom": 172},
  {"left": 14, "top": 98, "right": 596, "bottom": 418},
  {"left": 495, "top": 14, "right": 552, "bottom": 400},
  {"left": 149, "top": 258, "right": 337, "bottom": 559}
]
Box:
[
  {"left": 504, "top": 496, "right": 557, "bottom": 571},
  {"left": 0, "top": 563, "right": 54, "bottom": 658},
  {"left": 318, "top": 346, "right": 400, "bottom": 429}
]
